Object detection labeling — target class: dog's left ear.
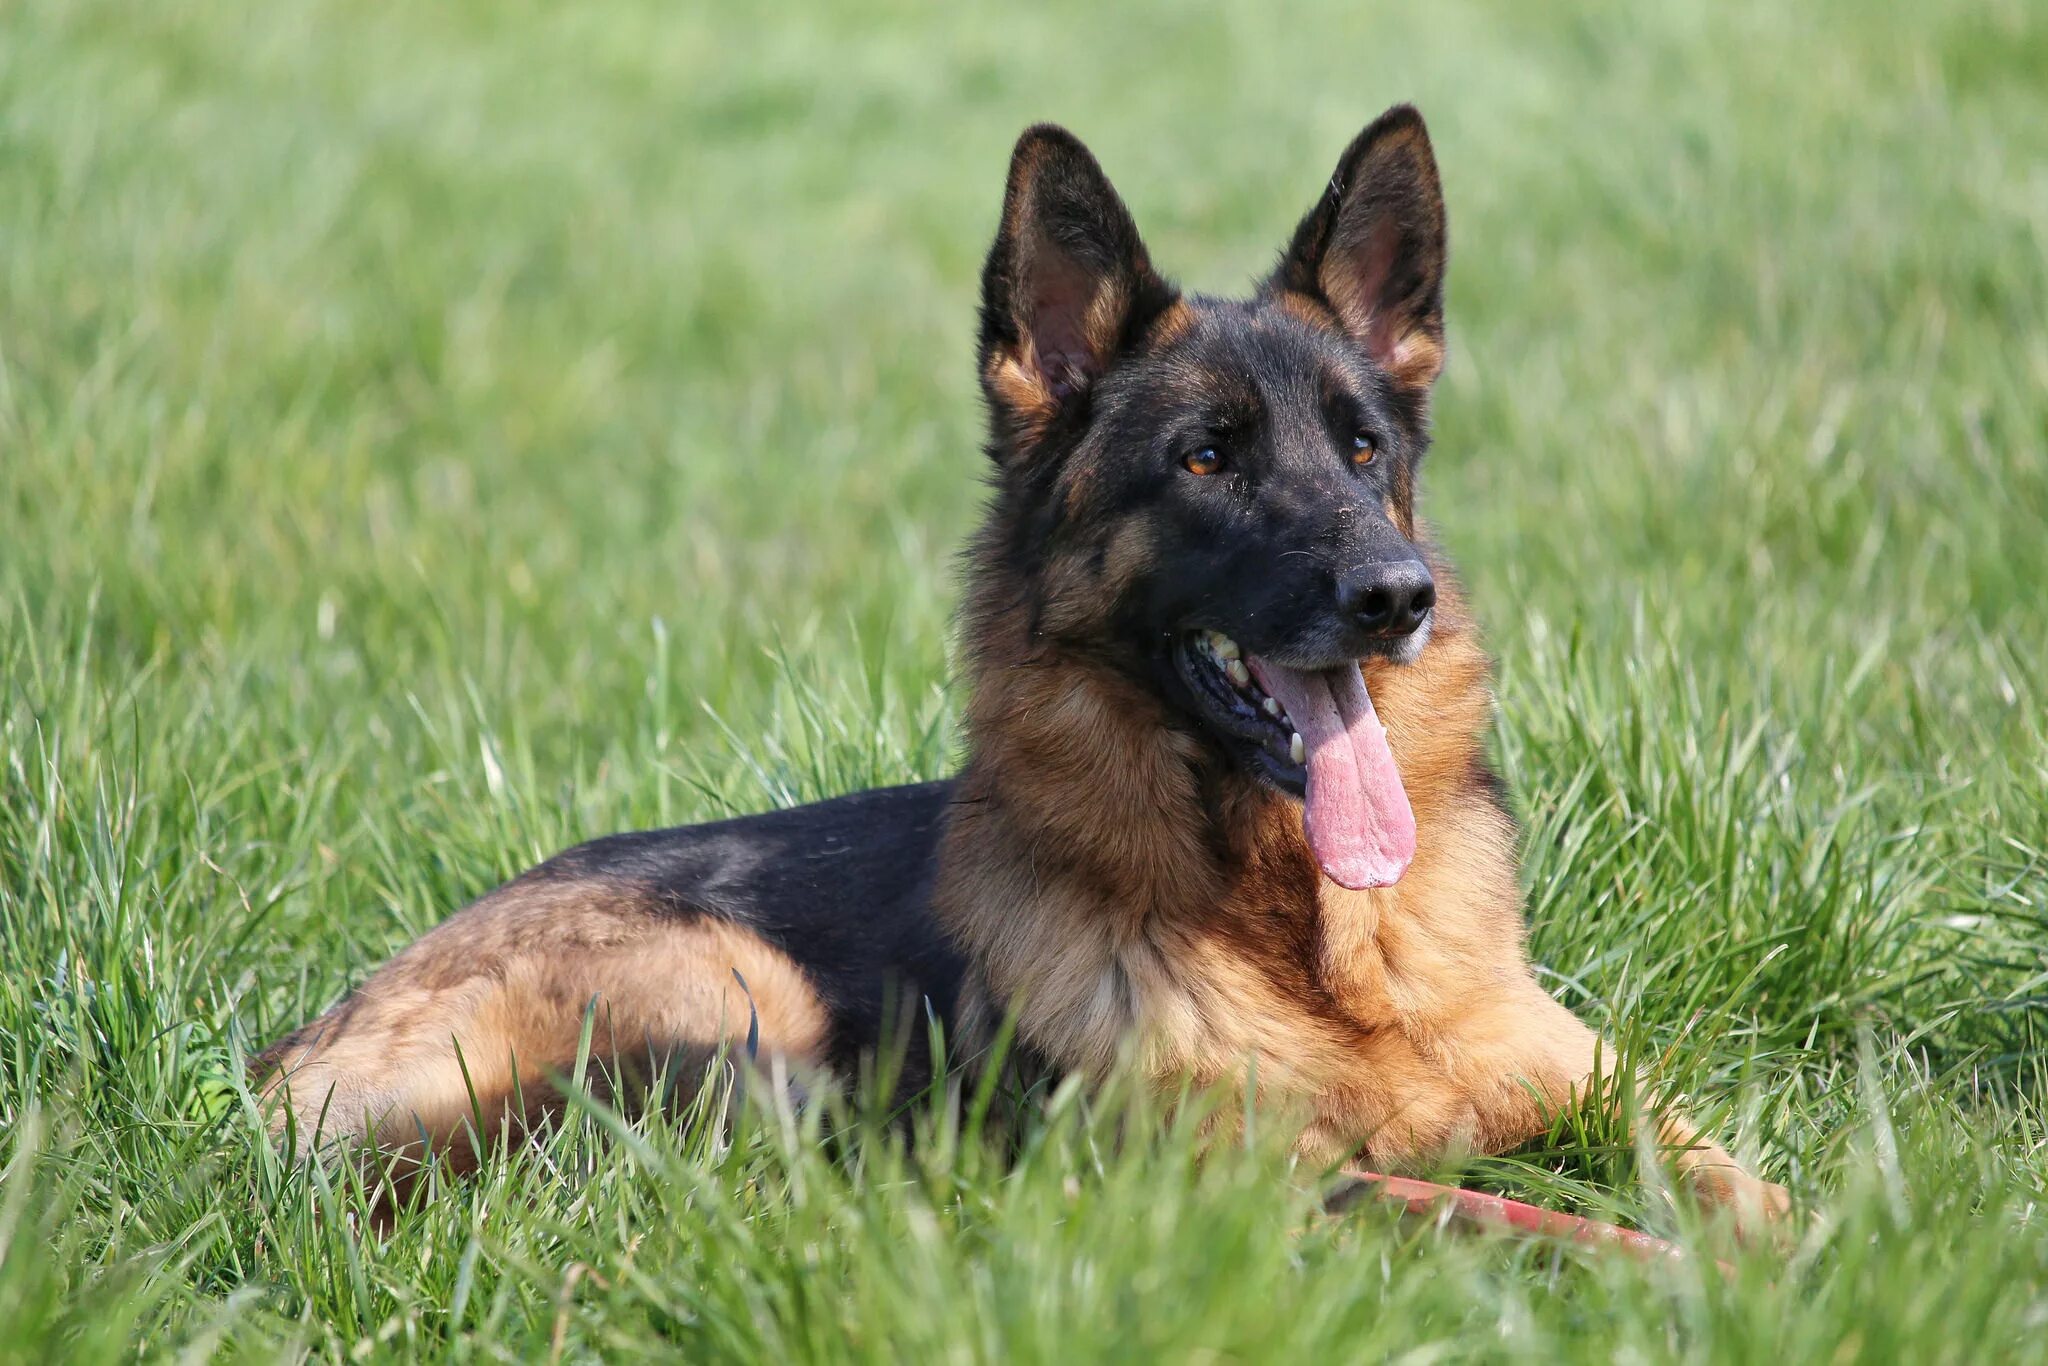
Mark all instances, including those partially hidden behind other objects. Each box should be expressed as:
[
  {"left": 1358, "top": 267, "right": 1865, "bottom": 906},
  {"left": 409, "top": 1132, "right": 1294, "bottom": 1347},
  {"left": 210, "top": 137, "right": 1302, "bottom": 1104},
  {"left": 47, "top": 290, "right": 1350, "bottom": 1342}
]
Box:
[
  {"left": 978, "top": 125, "right": 1176, "bottom": 449},
  {"left": 1273, "top": 105, "right": 1447, "bottom": 392}
]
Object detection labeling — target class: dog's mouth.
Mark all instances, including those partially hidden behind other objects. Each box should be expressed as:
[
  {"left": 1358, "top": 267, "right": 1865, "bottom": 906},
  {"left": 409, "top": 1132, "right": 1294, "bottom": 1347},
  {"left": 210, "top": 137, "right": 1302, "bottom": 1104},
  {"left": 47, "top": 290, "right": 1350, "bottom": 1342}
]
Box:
[{"left": 1173, "top": 631, "right": 1416, "bottom": 889}]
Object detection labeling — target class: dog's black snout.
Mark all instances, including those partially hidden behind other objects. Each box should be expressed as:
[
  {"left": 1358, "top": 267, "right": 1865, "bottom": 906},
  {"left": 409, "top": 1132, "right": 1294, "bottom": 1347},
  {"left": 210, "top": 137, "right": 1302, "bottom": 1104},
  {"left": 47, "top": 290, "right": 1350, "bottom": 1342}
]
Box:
[{"left": 1341, "top": 559, "right": 1436, "bottom": 637}]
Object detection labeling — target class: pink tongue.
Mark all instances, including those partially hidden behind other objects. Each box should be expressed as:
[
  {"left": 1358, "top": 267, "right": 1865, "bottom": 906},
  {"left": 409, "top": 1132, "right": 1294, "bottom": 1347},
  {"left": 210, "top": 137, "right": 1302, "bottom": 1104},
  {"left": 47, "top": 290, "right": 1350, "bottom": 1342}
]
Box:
[{"left": 1247, "top": 658, "right": 1415, "bottom": 889}]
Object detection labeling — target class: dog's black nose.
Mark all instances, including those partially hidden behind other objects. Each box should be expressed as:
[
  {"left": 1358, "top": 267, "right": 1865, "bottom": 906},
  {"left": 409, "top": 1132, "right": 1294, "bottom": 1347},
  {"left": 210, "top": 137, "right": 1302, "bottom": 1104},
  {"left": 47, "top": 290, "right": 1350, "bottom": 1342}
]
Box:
[{"left": 1340, "top": 559, "right": 1436, "bottom": 637}]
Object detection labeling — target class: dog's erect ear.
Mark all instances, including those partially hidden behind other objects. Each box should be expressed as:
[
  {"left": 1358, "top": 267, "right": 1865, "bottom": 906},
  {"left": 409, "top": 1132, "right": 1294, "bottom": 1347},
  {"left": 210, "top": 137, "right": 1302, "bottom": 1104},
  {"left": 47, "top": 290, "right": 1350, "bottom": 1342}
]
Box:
[
  {"left": 1273, "top": 105, "right": 1447, "bottom": 392},
  {"left": 978, "top": 125, "right": 1175, "bottom": 446}
]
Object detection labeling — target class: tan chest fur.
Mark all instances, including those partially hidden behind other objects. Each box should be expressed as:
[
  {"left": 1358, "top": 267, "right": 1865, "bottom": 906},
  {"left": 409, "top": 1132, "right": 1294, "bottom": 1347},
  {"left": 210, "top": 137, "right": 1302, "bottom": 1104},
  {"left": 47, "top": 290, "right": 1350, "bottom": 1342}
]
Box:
[{"left": 934, "top": 573, "right": 1550, "bottom": 1161}]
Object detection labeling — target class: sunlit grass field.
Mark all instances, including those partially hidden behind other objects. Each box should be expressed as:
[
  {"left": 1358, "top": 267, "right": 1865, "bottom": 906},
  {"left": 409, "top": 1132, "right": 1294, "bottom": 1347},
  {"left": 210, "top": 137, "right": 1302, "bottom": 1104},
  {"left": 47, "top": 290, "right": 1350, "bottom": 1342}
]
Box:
[{"left": 3, "top": 0, "right": 2046, "bottom": 1358}]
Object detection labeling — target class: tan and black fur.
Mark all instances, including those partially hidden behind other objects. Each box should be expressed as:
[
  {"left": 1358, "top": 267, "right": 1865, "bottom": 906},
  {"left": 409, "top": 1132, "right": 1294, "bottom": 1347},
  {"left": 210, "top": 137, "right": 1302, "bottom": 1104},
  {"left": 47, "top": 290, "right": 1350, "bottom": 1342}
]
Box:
[{"left": 257, "top": 107, "right": 1787, "bottom": 1227}]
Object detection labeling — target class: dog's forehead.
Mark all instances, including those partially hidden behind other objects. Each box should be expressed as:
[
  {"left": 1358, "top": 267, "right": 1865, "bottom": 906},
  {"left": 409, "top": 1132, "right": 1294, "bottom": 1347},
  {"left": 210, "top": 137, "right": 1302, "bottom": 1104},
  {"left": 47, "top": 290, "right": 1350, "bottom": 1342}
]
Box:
[{"left": 1137, "top": 295, "right": 1373, "bottom": 406}]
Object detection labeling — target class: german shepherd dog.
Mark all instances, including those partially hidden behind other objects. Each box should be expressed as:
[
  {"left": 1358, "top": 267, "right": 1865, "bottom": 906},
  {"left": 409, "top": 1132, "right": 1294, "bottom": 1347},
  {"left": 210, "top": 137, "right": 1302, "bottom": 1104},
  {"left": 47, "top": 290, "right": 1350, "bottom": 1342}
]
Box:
[{"left": 257, "top": 106, "right": 1787, "bottom": 1229}]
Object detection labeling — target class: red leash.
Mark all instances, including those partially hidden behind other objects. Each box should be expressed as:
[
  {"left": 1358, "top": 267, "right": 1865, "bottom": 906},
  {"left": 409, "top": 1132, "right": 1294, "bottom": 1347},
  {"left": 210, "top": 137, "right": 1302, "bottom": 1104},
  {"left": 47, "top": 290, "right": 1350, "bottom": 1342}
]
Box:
[{"left": 1330, "top": 1167, "right": 1694, "bottom": 1264}]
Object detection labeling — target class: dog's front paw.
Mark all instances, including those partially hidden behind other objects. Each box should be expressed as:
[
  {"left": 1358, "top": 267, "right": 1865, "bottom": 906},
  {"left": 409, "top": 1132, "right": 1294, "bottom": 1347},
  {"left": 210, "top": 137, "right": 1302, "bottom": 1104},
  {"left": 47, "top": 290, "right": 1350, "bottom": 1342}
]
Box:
[{"left": 1678, "top": 1149, "right": 1792, "bottom": 1243}]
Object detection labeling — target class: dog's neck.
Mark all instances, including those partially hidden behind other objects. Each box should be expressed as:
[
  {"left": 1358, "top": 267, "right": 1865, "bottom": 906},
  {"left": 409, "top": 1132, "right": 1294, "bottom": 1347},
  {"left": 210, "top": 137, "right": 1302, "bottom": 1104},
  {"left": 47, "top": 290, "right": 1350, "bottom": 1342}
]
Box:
[{"left": 946, "top": 550, "right": 1230, "bottom": 908}]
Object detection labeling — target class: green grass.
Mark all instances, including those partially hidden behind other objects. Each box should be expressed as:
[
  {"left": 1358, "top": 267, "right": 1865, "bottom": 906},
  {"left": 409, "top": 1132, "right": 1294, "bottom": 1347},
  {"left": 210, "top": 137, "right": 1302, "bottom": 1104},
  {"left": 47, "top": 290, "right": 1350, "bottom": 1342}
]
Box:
[{"left": 3, "top": 0, "right": 2046, "bottom": 1358}]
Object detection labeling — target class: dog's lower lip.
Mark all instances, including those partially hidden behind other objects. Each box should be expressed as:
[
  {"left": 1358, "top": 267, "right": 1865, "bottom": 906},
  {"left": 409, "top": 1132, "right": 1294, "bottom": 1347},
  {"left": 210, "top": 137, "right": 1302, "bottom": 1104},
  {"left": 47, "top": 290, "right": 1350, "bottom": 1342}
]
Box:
[{"left": 1173, "top": 632, "right": 1307, "bottom": 791}]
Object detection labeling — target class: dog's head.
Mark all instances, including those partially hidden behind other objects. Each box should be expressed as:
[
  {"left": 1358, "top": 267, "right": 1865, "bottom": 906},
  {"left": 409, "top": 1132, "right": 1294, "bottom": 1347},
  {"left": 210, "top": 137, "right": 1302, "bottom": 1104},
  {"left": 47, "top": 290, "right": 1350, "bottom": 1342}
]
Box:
[{"left": 974, "top": 106, "right": 1450, "bottom": 889}]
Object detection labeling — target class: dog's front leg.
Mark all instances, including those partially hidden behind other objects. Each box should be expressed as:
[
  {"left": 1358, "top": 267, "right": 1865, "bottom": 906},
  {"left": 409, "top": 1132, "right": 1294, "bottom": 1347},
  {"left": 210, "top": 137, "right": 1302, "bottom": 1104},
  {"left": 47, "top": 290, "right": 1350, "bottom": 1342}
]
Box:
[{"left": 1445, "top": 989, "right": 1791, "bottom": 1237}]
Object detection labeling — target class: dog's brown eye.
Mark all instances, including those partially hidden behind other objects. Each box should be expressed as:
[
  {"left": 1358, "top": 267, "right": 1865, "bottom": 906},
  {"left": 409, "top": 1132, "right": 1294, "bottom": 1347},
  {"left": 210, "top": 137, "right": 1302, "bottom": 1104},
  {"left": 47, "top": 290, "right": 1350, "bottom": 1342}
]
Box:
[
  {"left": 1351, "top": 433, "right": 1377, "bottom": 465},
  {"left": 1183, "top": 447, "right": 1222, "bottom": 476}
]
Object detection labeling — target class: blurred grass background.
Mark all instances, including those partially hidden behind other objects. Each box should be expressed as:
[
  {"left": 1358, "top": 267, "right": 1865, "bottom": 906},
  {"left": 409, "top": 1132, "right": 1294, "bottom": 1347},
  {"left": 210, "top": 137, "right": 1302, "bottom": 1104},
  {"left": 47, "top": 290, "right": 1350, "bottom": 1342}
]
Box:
[{"left": 1, "top": 0, "right": 2045, "bottom": 1359}]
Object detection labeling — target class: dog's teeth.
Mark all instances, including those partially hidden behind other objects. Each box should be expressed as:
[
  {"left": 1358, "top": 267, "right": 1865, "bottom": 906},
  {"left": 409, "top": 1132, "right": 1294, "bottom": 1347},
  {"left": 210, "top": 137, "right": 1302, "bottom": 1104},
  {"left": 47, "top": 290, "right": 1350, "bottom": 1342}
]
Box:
[
  {"left": 1289, "top": 732, "right": 1305, "bottom": 764},
  {"left": 1212, "top": 634, "right": 1241, "bottom": 661},
  {"left": 1225, "top": 659, "right": 1250, "bottom": 687},
  {"left": 1263, "top": 697, "right": 1283, "bottom": 719}
]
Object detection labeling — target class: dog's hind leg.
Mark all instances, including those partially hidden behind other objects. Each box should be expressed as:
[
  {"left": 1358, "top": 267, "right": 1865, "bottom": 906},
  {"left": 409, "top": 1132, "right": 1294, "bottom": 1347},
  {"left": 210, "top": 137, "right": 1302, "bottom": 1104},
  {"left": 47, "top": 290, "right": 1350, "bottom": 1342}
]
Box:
[{"left": 252, "top": 875, "right": 829, "bottom": 1176}]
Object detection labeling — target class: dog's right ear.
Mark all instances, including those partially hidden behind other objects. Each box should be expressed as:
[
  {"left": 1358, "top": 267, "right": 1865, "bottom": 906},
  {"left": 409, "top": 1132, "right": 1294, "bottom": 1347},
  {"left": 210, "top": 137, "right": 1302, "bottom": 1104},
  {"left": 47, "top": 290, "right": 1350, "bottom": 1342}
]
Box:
[
  {"left": 1272, "top": 105, "right": 1448, "bottom": 395},
  {"left": 977, "top": 125, "right": 1175, "bottom": 453}
]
